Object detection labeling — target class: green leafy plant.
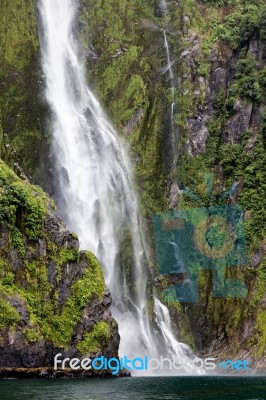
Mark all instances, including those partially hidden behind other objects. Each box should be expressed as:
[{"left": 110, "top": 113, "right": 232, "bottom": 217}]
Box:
[{"left": 77, "top": 321, "right": 111, "bottom": 354}]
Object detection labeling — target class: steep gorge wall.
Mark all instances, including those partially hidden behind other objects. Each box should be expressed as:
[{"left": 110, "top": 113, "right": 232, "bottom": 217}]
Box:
[
  {"left": 80, "top": 0, "right": 266, "bottom": 364},
  {"left": 0, "top": 2, "right": 119, "bottom": 371},
  {"left": 1, "top": 0, "right": 266, "bottom": 366}
]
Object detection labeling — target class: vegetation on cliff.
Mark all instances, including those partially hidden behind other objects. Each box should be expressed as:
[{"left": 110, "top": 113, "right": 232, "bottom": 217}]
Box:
[
  {"left": 0, "top": 0, "right": 47, "bottom": 182},
  {"left": 1, "top": 0, "right": 266, "bottom": 365},
  {"left": 0, "top": 161, "right": 118, "bottom": 367},
  {"left": 80, "top": 0, "right": 266, "bottom": 361}
]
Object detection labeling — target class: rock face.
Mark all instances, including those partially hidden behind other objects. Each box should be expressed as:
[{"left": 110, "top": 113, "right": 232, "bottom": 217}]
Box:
[
  {"left": 0, "top": 161, "right": 119, "bottom": 370},
  {"left": 78, "top": 0, "right": 266, "bottom": 364},
  {"left": 1, "top": 0, "right": 266, "bottom": 369}
]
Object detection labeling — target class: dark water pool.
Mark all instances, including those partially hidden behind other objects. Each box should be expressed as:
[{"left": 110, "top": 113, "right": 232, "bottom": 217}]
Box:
[{"left": 1, "top": 376, "right": 266, "bottom": 400}]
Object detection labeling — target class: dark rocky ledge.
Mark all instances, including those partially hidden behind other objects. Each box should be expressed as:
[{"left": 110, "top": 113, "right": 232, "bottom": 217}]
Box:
[{"left": 0, "top": 367, "right": 130, "bottom": 379}]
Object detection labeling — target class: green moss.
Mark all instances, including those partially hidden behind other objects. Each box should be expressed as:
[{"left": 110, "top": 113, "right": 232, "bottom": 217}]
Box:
[
  {"left": 23, "top": 327, "right": 42, "bottom": 343},
  {"left": 255, "top": 309, "right": 266, "bottom": 358},
  {"left": 1, "top": 272, "right": 15, "bottom": 288},
  {"left": 70, "top": 233, "right": 79, "bottom": 240},
  {"left": 45, "top": 236, "right": 58, "bottom": 260},
  {"left": 0, "top": 0, "right": 38, "bottom": 70},
  {"left": 72, "top": 252, "right": 106, "bottom": 307},
  {"left": 0, "top": 0, "right": 48, "bottom": 180},
  {"left": 250, "top": 259, "right": 266, "bottom": 306},
  {"left": 0, "top": 296, "right": 20, "bottom": 329},
  {"left": 176, "top": 113, "right": 266, "bottom": 355},
  {"left": 82, "top": 0, "right": 177, "bottom": 214},
  {"left": 0, "top": 160, "right": 47, "bottom": 241},
  {"left": 77, "top": 321, "right": 111, "bottom": 354},
  {"left": 0, "top": 161, "right": 108, "bottom": 349},
  {"left": 35, "top": 251, "right": 106, "bottom": 348},
  {"left": 1, "top": 0, "right": 266, "bottom": 361},
  {"left": 59, "top": 247, "right": 79, "bottom": 265},
  {"left": 229, "top": 52, "right": 262, "bottom": 102},
  {"left": 11, "top": 227, "right": 25, "bottom": 258}
]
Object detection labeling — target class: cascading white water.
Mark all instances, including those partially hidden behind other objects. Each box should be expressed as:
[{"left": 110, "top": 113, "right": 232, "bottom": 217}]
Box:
[
  {"left": 163, "top": 30, "right": 174, "bottom": 83},
  {"left": 38, "top": 0, "right": 200, "bottom": 375},
  {"left": 163, "top": 30, "right": 175, "bottom": 143}
]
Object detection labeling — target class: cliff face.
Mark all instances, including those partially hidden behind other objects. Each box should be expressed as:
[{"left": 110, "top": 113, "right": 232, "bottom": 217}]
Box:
[
  {"left": 0, "top": 0, "right": 46, "bottom": 181},
  {"left": 173, "top": 3, "right": 266, "bottom": 364},
  {"left": 80, "top": 0, "right": 266, "bottom": 364},
  {"left": 1, "top": 0, "right": 266, "bottom": 367},
  {"left": 0, "top": 161, "right": 119, "bottom": 370}
]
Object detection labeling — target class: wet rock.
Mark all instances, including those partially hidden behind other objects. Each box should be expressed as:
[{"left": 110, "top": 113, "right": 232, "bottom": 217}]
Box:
[
  {"left": 224, "top": 100, "right": 253, "bottom": 143},
  {"left": 0, "top": 222, "right": 9, "bottom": 250},
  {"left": 139, "top": 19, "right": 160, "bottom": 31},
  {"left": 244, "top": 210, "right": 252, "bottom": 220},
  {"left": 250, "top": 104, "right": 265, "bottom": 133},
  {"left": 124, "top": 107, "right": 144, "bottom": 136},
  {"left": 159, "top": 0, "right": 167, "bottom": 10},
  {"left": 168, "top": 180, "right": 181, "bottom": 209},
  {"left": 187, "top": 117, "right": 209, "bottom": 155},
  {"left": 0, "top": 366, "right": 130, "bottom": 379},
  {"left": 0, "top": 170, "right": 120, "bottom": 372},
  {"left": 250, "top": 239, "right": 266, "bottom": 268}
]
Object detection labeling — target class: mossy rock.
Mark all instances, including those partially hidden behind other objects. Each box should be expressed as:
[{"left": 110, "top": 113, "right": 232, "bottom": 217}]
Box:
[{"left": 0, "top": 161, "right": 119, "bottom": 367}]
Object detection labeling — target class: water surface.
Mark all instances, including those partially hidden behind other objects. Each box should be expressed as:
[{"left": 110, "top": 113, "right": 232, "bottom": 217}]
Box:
[{"left": 1, "top": 376, "right": 266, "bottom": 400}]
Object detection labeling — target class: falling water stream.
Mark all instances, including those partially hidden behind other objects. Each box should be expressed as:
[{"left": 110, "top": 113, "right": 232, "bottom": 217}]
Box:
[
  {"left": 38, "top": 0, "right": 200, "bottom": 375},
  {"left": 163, "top": 29, "right": 176, "bottom": 153}
]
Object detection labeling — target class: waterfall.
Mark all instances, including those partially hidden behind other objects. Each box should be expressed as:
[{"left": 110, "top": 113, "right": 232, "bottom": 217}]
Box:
[
  {"left": 38, "top": 0, "right": 200, "bottom": 375},
  {"left": 163, "top": 30, "right": 174, "bottom": 84},
  {"left": 163, "top": 30, "right": 176, "bottom": 146}
]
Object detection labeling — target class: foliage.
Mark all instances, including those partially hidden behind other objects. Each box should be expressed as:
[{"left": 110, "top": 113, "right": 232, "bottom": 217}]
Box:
[
  {"left": 258, "top": 6, "right": 266, "bottom": 40},
  {"left": 0, "top": 297, "right": 20, "bottom": 329},
  {"left": 220, "top": 136, "right": 266, "bottom": 246},
  {"left": 22, "top": 251, "right": 105, "bottom": 347},
  {"left": 11, "top": 227, "right": 26, "bottom": 258},
  {"left": 0, "top": 160, "right": 46, "bottom": 241},
  {"left": 0, "top": 163, "right": 107, "bottom": 350},
  {"left": 1, "top": 272, "right": 15, "bottom": 287},
  {"left": 59, "top": 247, "right": 79, "bottom": 265},
  {"left": 82, "top": 0, "right": 176, "bottom": 214},
  {"left": 23, "top": 327, "right": 41, "bottom": 343},
  {"left": 0, "top": 248, "right": 106, "bottom": 348},
  {"left": 1, "top": 0, "right": 266, "bottom": 361},
  {"left": 77, "top": 321, "right": 111, "bottom": 354},
  {"left": 229, "top": 53, "right": 261, "bottom": 102},
  {"left": 0, "top": 0, "right": 46, "bottom": 179},
  {"left": 216, "top": 4, "right": 260, "bottom": 48}
]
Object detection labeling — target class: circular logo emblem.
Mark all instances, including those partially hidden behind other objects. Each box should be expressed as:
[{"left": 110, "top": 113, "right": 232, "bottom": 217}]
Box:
[{"left": 194, "top": 215, "right": 235, "bottom": 259}]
